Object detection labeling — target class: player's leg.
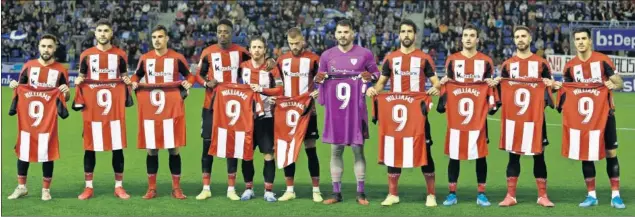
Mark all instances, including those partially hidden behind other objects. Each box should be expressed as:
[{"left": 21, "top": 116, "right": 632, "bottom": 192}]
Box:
[
  {"left": 443, "top": 159, "right": 460, "bottom": 206},
  {"left": 168, "top": 148, "right": 186, "bottom": 199},
  {"left": 533, "top": 151, "right": 554, "bottom": 207},
  {"left": 604, "top": 115, "right": 624, "bottom": 209},
  {"left": 352, "top": 145, "right": 368, "bottom": 205},
  {"left": 475, "top": 157, "right": 490, "bottom": 206},
  {"left": 78, "top": 150, "right": 96, "bottom": 200},
  {"left": 422, "top": 142, "right": 437, "bottom": 207},
  {"left": 579, "top": 160, "right": 598, "bottom": 207},
  {"left": 240, "top": 159, "right": 255, "bottom": 199},
  {"left": 381, "top": 166, "right": 401, "bottom": 206},
  {"left": 112, "top": 149, "right": 129, "bottom": 199},
  {"left": 197, "top": 108, "right": 214, "bottom": 200},
  {"left": 226, "top": 158, "right": 240, "bottom": 200},
  {"left": 41, "top": 161, "right": 54, "bottom": 201},
  {"left": 500, "top": 153, "right": 520, "bottom": 206},
  {"left": 8, "top": 160, "right": 29, "bottom": 199},
  {"left": 143, "top": 149, "right": 159, "bottom": 199},
  {"left": 323, "top": 145, "right": 345, "bottom": 205},
  {"left": 259, "top": 118, "right": 277, "bottom": 202},
  {"left": 306, "top": 115, "right": 322, "bottom": 201}
]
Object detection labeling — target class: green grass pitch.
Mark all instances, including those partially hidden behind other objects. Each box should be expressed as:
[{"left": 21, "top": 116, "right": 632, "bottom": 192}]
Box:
[{"left": 2, "top": 87, "right": 634, "bottom": 216}]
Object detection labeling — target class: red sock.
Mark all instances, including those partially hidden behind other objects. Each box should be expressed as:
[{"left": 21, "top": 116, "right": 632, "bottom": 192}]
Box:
[
  {"left": 610, "top": 177, "right": 620, "bottom": 191},
  {"left": 536, "top": 178, "right": 547, "bottom": 197},
  {"left": 285, "top": 177, "right": 294, "bottom": 187},
  {"left": 148, "top": 174, "right": 157, "bottom": 189},
  {"left": 171, "top": 174, "right": 181, "bottom": 189},
  {"left": 18, "top": 175, "right": 27, "bottom": 185},
  {"left": 584, "top": 178, "right": 596, "bottom": 192},
  {"left": 245, "top": 182, "right": 253, "bottom": 189},
  {"left": 202, "top": 173, "right": 211, "bottom": 186},
  {"left": 477, "top": 183, "right": 486, "bottom": 193},
  {"left": 311, "top": 177, "right": 319, "bottom": 187},
  {"left": 115, "top": 173, "right": 123, "bottom": 181},
  {"left": 506, "top": 177, "right": 518, "bottom": 197},
  {"left": 424, "top": 173, "right": 436, "bottom": 195},
  {"left": 265, "top": 182, "right": 273, "bottom": 192},
  {"left": 84, "top": 172, "right": 93, "bottom": 181},
  {"left": 228, "top": 173, "right": 236, "bottom": 187},
  {"left": 388, "top": 173, "right": 400, "bottom": 196},
  {"left": 43, "top": 177, "right": 52, "bottom": 189},
  {"left": 449, "top": 182, "right": 457, "bottom": 193}
]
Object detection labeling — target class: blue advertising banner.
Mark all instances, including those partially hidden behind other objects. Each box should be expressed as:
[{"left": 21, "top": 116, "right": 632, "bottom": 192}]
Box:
[{"left": 592, "top": 28, "right": 635, "bottom": 51}]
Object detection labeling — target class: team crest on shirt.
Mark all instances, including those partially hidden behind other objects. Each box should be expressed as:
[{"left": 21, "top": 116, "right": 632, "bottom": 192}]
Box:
[{"left": 350, "top": 58, "right": 358, "bottom": 65}]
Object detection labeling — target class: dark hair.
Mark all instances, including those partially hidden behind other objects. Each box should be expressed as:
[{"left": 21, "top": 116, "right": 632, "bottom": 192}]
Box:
[
  {"left": 39, "top": 33, "right": 58, "bottom": 44},
  {"left": 95, "top": 19, "right": 113, "bottom": 29},
  {"left": 151, "top": 25, "right": 169, "bottom": 35},
  {"left": 572, "top": 27, "right": 592, "bottom": 38},
  {"left": 399, "top": 19, "right": 417, "bottom": 33},
  {"left": 218, "top": 19, "right": 234, "bottom": 29},
  {"left": 513, "top": 25, "right": 531, "bottom": 35},
  {"left": 336, "top": 19, "right": 354, "bottom": 30},
  {"left": 287, "top": 27, "right": 303, "bottom": 38},
  {"left": 462, "top": 24, "right": 479, "bottom": 38},
  {"left": 249, "top": 36, "right": 267, "bottom": 47}
]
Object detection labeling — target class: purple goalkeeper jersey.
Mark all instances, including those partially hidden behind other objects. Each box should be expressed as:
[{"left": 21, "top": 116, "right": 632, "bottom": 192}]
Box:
[{"left": 317, "top": 45, "right": 379, "bottom": 146}]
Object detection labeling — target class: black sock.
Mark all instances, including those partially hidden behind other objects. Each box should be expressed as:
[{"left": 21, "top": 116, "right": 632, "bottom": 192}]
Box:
[
  {"left": 533, "top": 152, "right": 547, "bottom": 179},
  {"left": 421, "top": 146, "right": 435, "bottom": 173},
  {"left": 17, "top": 160, "right": 29, "bottom": 176},
  {"left": 84, "top": 150, "right": 96, "bottom": 173},
  {"left": 606, "top": 156, "right": 620, "bottom": 178},
  {"left": 306, "top": 147, "right": 320, "bottom": 177},
  {"left": 506, "top": 153, "right": 521, "bottom": 177},
  {"left": 112, "top": 150, "right": 124, "bottom": 173},
  {"left": 169, "top": 154, "right": 181, "bottom": 175},
  {"left": 242, "top": 160, "right": 255, "bottom": 185},
  {"left": 42, "top": 161, "right": 54, "bottom": 178},
  {"left": 202, "top": 139, "right": 213, "bottom": 173},
  {"left": 448, "top": 159, "right": 460, "bottom": 193},
  {"left": 284, "top": 162, "right": 296, "bottom": 178},
  {"left": 147, "top": 155, "right": 159, "bottom": 174},
  {"left": 264, "top": 160, "right": 275, "bottom": 184},
  {"left": 227, "top": 158, "right": 238, "bottom": 174},
  {"left": 476, "top": 157, "right": 487, "bottom": 184},
  {"left": 582, "top": 161, "right": 596, "bottom": 178}
]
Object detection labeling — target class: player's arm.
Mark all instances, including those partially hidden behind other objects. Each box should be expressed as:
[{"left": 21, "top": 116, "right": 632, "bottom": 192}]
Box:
[
  {"left": 368, "top": 60, "right": 391, "bottom": 97},
  {"left": 556, "top": 92, "right": 566, "bottom": 113},
  {"left": 77, "top": 56, "right": 88, "bottom": 82},
  {"left": 57, "top": 73, "right": 70, "bottom": 102},
  {"left": 604, "top": 61, "right": 623, "bottom": 90},
  {"left": 441, "top": 59, "right": 454, "bottom": 84},
  {"left": 118, "top": 56, "right": 131, "bottom": 84},
  {"left": 8, "top": 94, "right": 19, "bottom": 116},
  {"left": 424, "top": 58, "right": 441, "bottom": 95},
  {"left": 484, "top": 62, "right": 498, "bottom": 87},
  {"left": 362, "top": 51, "right": 380, "bottom": 82},
  {"left": 197, "top": 55, "right": 216, "bottom": 88},
  {"left": 131, "top": 59, "right": 145, "bottom": 90},
  {"left": 436, "top": 89, "right": 448, "bottom": 113},
  {"left": 56, "top": 97, "right": 70, "bottom": 119},
  {"left": 10, "top": 66, "right": 29, "bottom": 88},
  {"left": 261, "top": 68, "right": 283, "bottom": 96},
  {"left": 177, "top": 57, "right": 194, "bottom": 89}
]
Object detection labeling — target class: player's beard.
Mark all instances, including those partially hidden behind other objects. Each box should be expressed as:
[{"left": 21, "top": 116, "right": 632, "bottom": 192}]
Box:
[
  {"left": 292, "top": 48, "right": 302, "bottom": 56},
  {"left": 97, "top": 37, "right": 111, "bottom": 45},
  {"left": 401, "top": 38, "right": 413, "bottom": 48},
  {"left": 40, "top": 53, "right": 52, "bottom": 61},
  {"left": 516, "top": 43, "right": 528, "bottom": 52},
  {"left": 338, "top": 38, "right": 351, "bottom": 47}
]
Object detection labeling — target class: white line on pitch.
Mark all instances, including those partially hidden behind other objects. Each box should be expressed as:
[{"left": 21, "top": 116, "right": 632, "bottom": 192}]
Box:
[{"left": 487, "top": 118, "right": 635, "bottom": 131}]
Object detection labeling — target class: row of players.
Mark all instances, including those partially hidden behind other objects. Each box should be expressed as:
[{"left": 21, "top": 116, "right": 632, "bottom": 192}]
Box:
[{"left": 6, "top": 18, "right": 625, "bottom": 209}]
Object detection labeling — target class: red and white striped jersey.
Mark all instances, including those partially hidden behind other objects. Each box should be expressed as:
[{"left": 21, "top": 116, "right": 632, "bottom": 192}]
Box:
[
  {"left": 79, "top": 46, "right": 128, "bottom": 80},
  {"left": 445, "top": 52, "right": 494, "bottom": 83},
  {"left": 10, "top": 85, "right": 68, "bottom": 162},
  {"left": 557, "top": 83, "right": 613, "bottom": 161},
  {"left": 135, "top": 82, "right": 186, "bottom": 149},
  {"left": 19, "top": 60, "right": 69, "bottom": 88},
  {"left": 240, "top": 60, "right": 283, "bottom": 117},
  {"left": 373, "top": 92, "right": 433, "bottom": 168},
  {"left": 498, "top": 78, "right": 554, "bottom": 155},
  {"left": 73, "top": 80, "right": 133, "bottom": 151},
  {"left": 500, "top": 54, "right": 552, "bottom": 79},
  {"left": 208, "top": 83, "right": 264, "bottom": 160},
  {"left": 273, "top": 93, "right": 314, "bottom": 169},
  {"left": 133, "top": 49, "right": 195, "bottom": 84},
  {"left": 563, "top": 52, "right": 616, "bottom": 83},
  {"left": 438, "top": 81, "right": 498, "bottom": 160},
  {"left": 277, "top": 51, "right": 320, "bottom": 97},
  {"left": 197, "top": 44, "right": 250, "bottom": 109},
  {"left": 381, "top": 49, "right": 436, "bottom": 92}
]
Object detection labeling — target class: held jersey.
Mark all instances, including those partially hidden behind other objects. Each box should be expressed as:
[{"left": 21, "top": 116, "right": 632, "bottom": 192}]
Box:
[
  {"left": 73, "top": 80, "right": 134, "bottom": 151},
  {"left": 500, "top": 54, "right": 552, "bottom": 79},
  {"left": 208, "top": 83, "right": 265, "bottom": 160},
  {"left": 240, "top": 60, "right": 283, "bottom": 117},
  {"left": 437, "top": 81, "right": 498, "bottom": 160},
  {"left": 273, "top": 93, "right": 314, "bottom": 169},
  {"left": 9, "top": 85, "right": 69, "bottom": 162},
  {"left": 135, "top": 82, "right": 187, "bottom": 149},
  {"left": 498, "top": 78, "right": 554, "bottom": 155},
  {"left": 373, "top": 92, "right": 433, "bottom": 168},
  {"left": 318, "top": 76, "right": 369, "bottom": 146},
  {"left": 557, "top": 83, "right": 613, "bottom": 161},
  {"left": 445, "top": 52, "right": 494, "bottom": 82},
  {"left": 277, "top": 50, "right": 320, "bottom": 97},
  {"left": 19, "top": 60, "right": 69, "bottom": 88},
  {"left": 79, "top": 46, "right": 128, "bottom": 80},
  {"left": 197, "top": 44, "right": 250, "bottom": 109},
  {"left": 381, "top": 49, "right": 436, "bottom": 92},
  {"left": 563, "top": 52, "right": 616, "bottom": 83}
]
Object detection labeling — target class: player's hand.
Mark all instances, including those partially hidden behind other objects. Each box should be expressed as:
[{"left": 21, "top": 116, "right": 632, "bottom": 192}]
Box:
[
  {"left": 75, "top": 76, "right": 85, "bottom": 85},
  {"left": 553, "top": 81, "right": 562, "bottom": 90},
  {"left": 366, "top": 86, "right": 379, "bottom": 97},
  {"left": 542, "top": 78, "right": 554, "bottom": 87},
  {"left": 122, "top": 76, "right": 131, "bottom": 85},
  {"left": 181, "top": 81, "right": 192, "bottom": 89},
  {"left": 314, "top": 72, "right": 328, "bottom": 84},
  {"left": 440, "top": 76, "right": 450, "bottom": 84},
  {"left": 484, "top": 78, "right": 498, "bottom": 87},
  {"left": 605, "top": 80, "right": 617, "bottom": 90},
  {"left": 267, "top": 96, "right": 276, "bottom": 104},
  {"left": 9, "top": 80, "right": 18, "bottom": 89},
  {"left": 206, "top": 79, "right": 218, "bottom": 88},
  {"left": 310, "top": 90, "right": 319, "bottom": 99},
  {"left": 426, "top": 86, "right": 440, "bottom": 96},
  {"left": 265, "top": 58, "right": 276, "bottom": 71},
  {"left": 131, "top": 82, "right": 139, "bottom": 90},
  {"left": 250, "top": 84, "right": 263, "bottom": 92},
  {"left": 58, "top": 84, "right": 70, "bottom": 93},
  {"left": 360, "top": 71, "right": 374, "bottom": 83}
]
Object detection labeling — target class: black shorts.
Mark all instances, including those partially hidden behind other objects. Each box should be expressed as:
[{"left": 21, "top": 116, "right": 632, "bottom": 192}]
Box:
[
  {"left": 605, "top": 114, "right": 618, "bottom": 150},
  {"left": 305, "top": 114, "right": 320, "bottom": 140},
  {"left": 201, "top": 108, "right": 213, "bottom": 139},
  {"left": 254, "top": 117, "right": 275, "bottom": 154},
  {"left": 425, "top": 119, "right": 433, "bottom": 146}
]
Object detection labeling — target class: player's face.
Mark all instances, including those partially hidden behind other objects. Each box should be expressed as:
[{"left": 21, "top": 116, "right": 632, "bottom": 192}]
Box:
[
  {"left": 513, "top": 29, "right": 532, "bottom": 51},
  {"left": 151, "top": 30, "right": 169, "bottom": 50},
  {"left": 574, "top": 32, "right": 592, "bottom": 53},
  {"left": 399, "top": 24, "right": 416, "bottom": 48},
  {"left": 95, "top": 25, "right": 113, "bottom": 45},
  {"left": 38, "top": 39, "right": 56, "bottom": 61},
  {"left": 287, "top": 36, "right": 305, "bottom": 56},
  {"left": 217, "top": 24, "right": 232, "bottom": 46},
  {"left": 249, "top": 39, "right": 266, "bottom": 60},
  {"left": 461, "top": 29, "right": 479, "bottom": 50},
  {"left": 335, "top": 25, "right": 354, "bottom": 47}
]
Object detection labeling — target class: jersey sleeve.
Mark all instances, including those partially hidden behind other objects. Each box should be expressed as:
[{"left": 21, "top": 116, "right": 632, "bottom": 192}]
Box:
[
  {"left": 563, "top": 66, "right": 573, "bottom": 82},
  {"left": 541, "top": 61, "right": 552, "bottom": 79},
  {"left": 487, "top": 87, "right": 500, "bottom": 115},
  {"left": 79, "top": 55, "right": 89, "bottom": 75},
  {"left": 125, "top": 85, "right": 134, "bottom": 107},
  {"left": 57, "top": 97, "right": 69, "bottom": 119},
  {"left": 197, "top": 52, "right": 211, "bottom": 84},
  {"left": 556, "top": 89, "right": 566, "bottom": 113},
  {"left": 423, "top": 57, "right": 436, "bottom": 78},
  {"left": 301, "top": 98, "right": 315, "bottom": 116},
  {"left": 484, "top": 61, "right": 493, "bottom": 79},
  {"left": 262, "top": 67, "right": 283, "bottom": 96},
  {"left": 603, "top": 61, "right": 616, "bottom": 77},
  {"left": 445, "top": 59, "right": 455, "bottom": 79},
  {"left": 381, "top": 58, "right": 392, "bottom": 77},
  {"left": 18, "top": 66, "right": 29, "bottom": 84},
  {"left": 317, "top": 53, "right": 328, "bottom": 73},
  {"left": 177, "top": 55, "right": 195, "bottom": 83},
  {"left": 436, "top": 87, "right": 448, "bottom": 113},
  {"left": 132, "top": 59, "right": 145, "bottom": 82},
  {"left": 252, "top": 93, "right": 265, "bottom": 118},
  {"left": 8, "top": 90, "right": 18, "bottom": 116},
  {"left": 118, "top": 56, "right": 128, "bottom": 76},
  {"left": 72, "top": 85, "right": 86, "bottom": 111},
  {"left": 371, "top": 97, "right": 379, "bottom": 124},
  {"left": 420, "top": 97, "right": 430, "bottom": 116},
  {"left": 364, "top": 51, "right": 380, "bottom": 79},
  {"left": 544, "top": 87, "right": 555, "bottom": 109},
  {"left": 500, "top": 62, "right": 509, "bottom": 78}
]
